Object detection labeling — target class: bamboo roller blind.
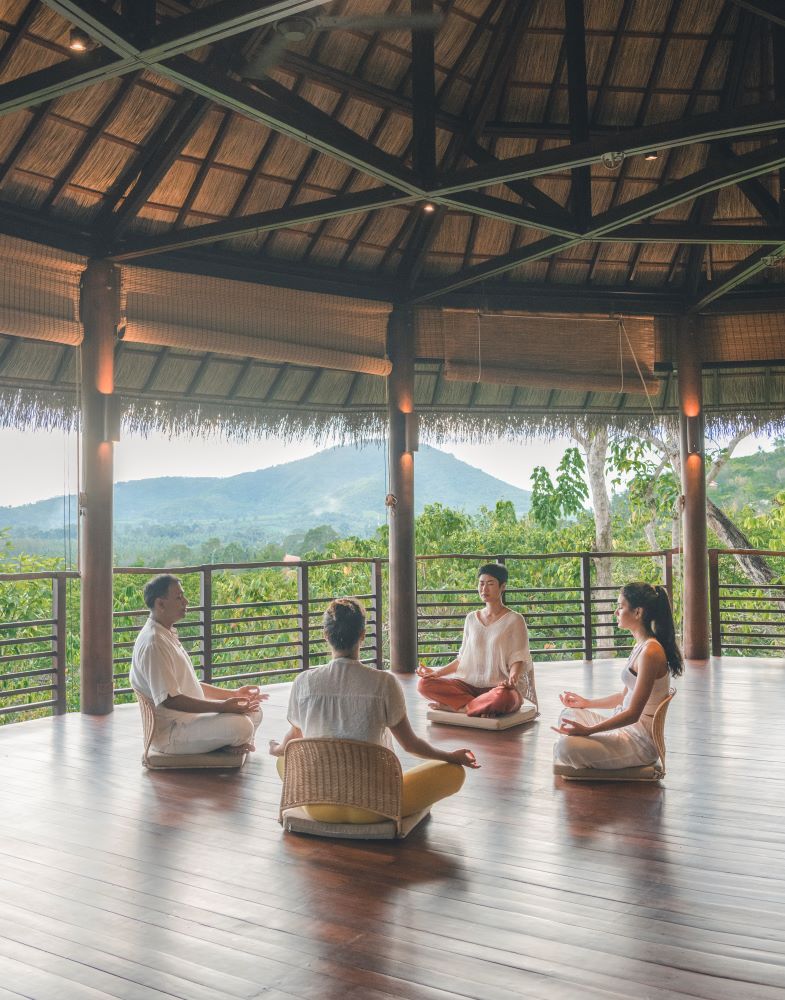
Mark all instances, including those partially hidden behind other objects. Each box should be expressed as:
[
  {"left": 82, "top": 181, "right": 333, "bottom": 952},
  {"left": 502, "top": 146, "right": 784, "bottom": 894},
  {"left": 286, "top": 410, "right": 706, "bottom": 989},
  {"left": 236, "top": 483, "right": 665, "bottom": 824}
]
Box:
[
  {"left": 121, "top": 267, "right": 393, "bottom": 376},
  {"left": 0, "top": 236, "right": 83, "bottom": 345},
  {"left": 415, "top": 309, "right": 658, "bottom": 393}
]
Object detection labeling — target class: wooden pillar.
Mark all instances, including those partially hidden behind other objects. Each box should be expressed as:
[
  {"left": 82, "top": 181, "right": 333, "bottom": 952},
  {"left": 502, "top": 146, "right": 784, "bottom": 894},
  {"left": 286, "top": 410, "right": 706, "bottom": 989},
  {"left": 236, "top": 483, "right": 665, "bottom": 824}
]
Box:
[
  {"left": 79, "top": 260, "right": 120, "bottom": 714},
  {"left": 387, "top": 307, "right": 418, "bottom": 673},
  {"left": 675, "top": 315, "right": 710, "bottom": 660}
]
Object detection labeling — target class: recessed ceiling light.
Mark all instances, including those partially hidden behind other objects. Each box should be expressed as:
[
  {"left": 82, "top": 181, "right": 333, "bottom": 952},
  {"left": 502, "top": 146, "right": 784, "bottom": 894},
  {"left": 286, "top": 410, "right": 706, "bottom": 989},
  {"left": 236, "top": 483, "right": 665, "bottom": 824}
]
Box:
[
  {"left": 422, "top": 202, "right": 436, "bottom": 213},
  {"left": 644, "top": 151, "right": 659, "bottom": 161},
  {"left": 69, "top": 27, "right": 91, "bottom": 52}
]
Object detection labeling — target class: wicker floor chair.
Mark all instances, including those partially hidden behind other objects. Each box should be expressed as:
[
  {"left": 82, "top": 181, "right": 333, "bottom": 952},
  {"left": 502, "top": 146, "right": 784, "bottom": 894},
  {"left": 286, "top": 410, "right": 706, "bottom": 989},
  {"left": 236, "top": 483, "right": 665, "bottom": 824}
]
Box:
[
  {"left": 553, "top": 689, "right": 676, "bottom": 781},
  {"left": 279, "top": 737, "right": 430, "bottom": 840},
  {"left": 134, "top": 689, "right": 246, "bottom": 770}
]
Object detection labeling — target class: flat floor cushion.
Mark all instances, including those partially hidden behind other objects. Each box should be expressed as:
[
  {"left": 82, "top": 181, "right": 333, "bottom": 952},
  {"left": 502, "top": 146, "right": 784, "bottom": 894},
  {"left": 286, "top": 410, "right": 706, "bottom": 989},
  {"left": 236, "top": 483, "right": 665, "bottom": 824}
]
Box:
[
  {"left": 143, "top": 748, "right": 246, "bottom": 769},
  {"left": 427, "top": 702, "right": 538, "bottom": 730},
  {"left": 553, "top": 761, "right": 662, "bottom": 780},
  {"left": 281, "top": 806, "right": 430, "bottom": 840}
]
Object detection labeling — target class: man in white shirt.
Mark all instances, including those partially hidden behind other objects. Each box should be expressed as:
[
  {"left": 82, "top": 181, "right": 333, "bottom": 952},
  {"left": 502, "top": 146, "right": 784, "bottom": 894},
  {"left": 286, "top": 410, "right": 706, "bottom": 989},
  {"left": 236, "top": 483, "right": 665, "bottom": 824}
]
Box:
[{"left": 130, "top": 574, "right": 267, "bottom": 755}]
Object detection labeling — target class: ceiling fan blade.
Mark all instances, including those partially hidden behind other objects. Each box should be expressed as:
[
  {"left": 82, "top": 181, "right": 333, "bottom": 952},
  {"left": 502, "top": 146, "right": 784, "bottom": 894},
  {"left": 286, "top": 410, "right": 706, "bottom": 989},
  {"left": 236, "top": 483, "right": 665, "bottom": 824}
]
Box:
[
  {"left": 314, "top": 13, "right": 443, "bottom": 32},
  {"left": 241, "top": 33, "right": 289, "bottom": 79}
]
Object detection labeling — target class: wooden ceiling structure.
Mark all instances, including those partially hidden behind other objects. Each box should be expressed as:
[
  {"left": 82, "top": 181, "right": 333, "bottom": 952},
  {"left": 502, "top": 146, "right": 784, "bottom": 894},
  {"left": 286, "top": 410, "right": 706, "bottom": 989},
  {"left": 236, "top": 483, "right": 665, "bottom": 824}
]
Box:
[{"left": 1, "top": 0, "right": 785, "bottom": 436}]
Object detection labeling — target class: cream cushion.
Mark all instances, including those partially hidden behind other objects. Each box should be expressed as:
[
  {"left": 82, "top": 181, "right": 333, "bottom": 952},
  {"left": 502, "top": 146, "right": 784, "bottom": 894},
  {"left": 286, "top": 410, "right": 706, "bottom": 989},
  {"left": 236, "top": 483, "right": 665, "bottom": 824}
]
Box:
[
  {"left": 427, "top": 701, "right": 538, "bottom": 730},
  {"left": 281, "top": 805, "right": 430, "bottom": 840}
]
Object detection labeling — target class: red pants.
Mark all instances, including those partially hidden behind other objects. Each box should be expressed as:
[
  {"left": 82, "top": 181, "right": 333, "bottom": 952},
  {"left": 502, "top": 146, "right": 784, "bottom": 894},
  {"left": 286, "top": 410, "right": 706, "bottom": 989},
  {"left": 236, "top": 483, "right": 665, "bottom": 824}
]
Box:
[{"left": 418, "top": 676, "right": 523, "bottom": 717}]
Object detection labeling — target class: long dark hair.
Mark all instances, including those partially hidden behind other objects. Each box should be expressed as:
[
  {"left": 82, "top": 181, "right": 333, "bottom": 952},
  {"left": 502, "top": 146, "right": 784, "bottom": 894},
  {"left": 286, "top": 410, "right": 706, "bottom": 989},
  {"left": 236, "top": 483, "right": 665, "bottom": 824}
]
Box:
[
  {"left": 323, "top": 597, "right": 365, "bottom": 652},
  {"left": 621, "top": 582, "right": 683, "bottom": 677}
]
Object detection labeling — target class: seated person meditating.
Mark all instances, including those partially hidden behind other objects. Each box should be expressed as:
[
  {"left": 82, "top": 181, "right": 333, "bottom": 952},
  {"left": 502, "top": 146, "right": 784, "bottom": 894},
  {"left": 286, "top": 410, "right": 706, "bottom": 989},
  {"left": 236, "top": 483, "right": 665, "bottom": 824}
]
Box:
[
  {"left": 417, "top": 563, "right": 535, "bottom": 718},
  {"left": 270, "top": 597, "right": 479, "bottom": 822},
  {"left": 552, "top": 582, "right": 683, "bottom": 770},
  {"left": 130, "top": 574, "right": 267, "bottom": 755}
]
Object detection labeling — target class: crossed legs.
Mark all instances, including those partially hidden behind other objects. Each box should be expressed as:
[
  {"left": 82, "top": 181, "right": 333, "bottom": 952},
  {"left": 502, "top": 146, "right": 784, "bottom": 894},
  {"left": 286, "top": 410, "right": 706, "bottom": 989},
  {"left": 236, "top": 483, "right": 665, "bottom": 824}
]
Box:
[{"left": 417, "top": 676, "right": 522, "bottom": 717}]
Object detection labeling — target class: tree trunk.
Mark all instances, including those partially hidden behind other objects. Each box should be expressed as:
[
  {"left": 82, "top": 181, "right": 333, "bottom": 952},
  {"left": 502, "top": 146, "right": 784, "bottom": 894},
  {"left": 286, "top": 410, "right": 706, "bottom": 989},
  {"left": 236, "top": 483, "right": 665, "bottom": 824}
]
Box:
[
  {"left": 576, "top": 427, "right": 614, "bottom": 655},
  {"left": 706, "top": 497, "right": 779, "bottom": 585}
]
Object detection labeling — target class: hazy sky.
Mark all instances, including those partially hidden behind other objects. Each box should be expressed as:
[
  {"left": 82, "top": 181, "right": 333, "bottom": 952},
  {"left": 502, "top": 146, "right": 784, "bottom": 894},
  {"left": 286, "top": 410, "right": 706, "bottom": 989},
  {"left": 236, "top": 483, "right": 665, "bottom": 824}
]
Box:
[{"left": 0, "top": 425, "right": 774, "bottom": 508}]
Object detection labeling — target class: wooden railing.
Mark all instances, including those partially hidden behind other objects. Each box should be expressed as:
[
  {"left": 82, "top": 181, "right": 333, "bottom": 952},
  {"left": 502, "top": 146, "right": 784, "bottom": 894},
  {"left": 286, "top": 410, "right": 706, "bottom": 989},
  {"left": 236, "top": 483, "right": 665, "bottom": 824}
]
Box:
[
  {"left": 708, "top": 548, "right": 785, "bottom": 656},
  {"left": 5, "top": 546, "right": 785, "bottom": 723},
  {"left": 111, "top": 558, "right": 385, "bottom": 697},
  {"left": 0, "top": 570, "right": 76, "bottom": 719},
  {"left": 416, "top": 550, "right": 674, "bottom": 663}
]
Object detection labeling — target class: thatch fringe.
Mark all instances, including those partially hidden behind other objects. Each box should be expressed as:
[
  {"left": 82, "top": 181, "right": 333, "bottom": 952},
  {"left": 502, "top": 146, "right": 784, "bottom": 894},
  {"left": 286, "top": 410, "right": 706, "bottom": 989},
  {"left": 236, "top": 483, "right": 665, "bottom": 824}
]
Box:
[{"left": 2, "top": 387, "right": 785, "bottom": 444}]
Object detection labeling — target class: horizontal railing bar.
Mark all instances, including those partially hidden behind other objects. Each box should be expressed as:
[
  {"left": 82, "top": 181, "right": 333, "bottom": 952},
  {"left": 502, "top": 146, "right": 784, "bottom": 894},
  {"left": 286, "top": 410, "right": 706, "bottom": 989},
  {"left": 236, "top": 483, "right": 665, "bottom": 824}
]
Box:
[
  {"left": 212, "top": 599, "right": 299, "bottom": 611},
  {"left": 0, "top": 634, "right": 56, "bottom": 648},
  {"left": 0, "top": 682, "right": 57, "bottom": 699},
  {"left": 213, "top": 640, "right": 301, "bottom": 655},
  {"left": 0, "top": 698, "right": 58, "bottom": 715},
  {"left": 207, "top": 654, "right": 302, "bottom": 668},
  {"left": 0, "top": 665, "right": 56, "bottom": 681},
  {"left": 717, "top": 619, "right": 785, "bottom": 626},
  {"left": 307, "top": 594, "right": 373, "bottom": 604},
  {"left": 720, "top": 643, "right": 785, "bottom": 651},
  {"left": 0, "top": 572, "right": 78, "bottom": 581},
  {"left": 0, "top": 650, "right": 54, "bottom": 665},
  {"left": 721, "top": 630, "right": 785, "bottom": 638},
  {"left": 0, "top": 618, "right": 56, "bottom": 631},
  {"left": 212, "top": 613, "right": 298, "bottom": 627},
  {"left": 416, "top": 550, "right": 673, "bottom": 562}
]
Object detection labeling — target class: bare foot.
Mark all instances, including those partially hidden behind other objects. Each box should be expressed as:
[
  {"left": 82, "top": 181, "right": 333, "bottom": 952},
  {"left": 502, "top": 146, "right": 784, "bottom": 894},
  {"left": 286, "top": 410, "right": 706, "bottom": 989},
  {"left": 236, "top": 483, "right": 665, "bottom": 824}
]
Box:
[
  {"left": 227, "top": 741, "right": 255, "bottom": 754},
  {"left": 428, "top": 702, "right": 467, "bottom": 713}
]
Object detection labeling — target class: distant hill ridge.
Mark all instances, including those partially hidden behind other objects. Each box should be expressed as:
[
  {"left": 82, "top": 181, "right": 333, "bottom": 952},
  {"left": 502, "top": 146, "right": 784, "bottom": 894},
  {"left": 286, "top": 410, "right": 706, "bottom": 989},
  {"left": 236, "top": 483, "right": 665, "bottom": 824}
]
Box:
[{"left": 0, "top": 443, "right": 532, "bottom": 541}]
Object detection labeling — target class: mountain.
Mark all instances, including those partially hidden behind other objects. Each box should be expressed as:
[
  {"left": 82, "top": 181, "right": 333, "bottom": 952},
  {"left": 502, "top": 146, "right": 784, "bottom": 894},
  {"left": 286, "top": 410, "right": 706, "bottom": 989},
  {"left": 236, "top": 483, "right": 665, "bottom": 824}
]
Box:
[
  {"left": 0, "top": 444, "right": 531, "bottom": 558},
  {"left": 708, "top": 440, "right": 785, "bottom": 512}
]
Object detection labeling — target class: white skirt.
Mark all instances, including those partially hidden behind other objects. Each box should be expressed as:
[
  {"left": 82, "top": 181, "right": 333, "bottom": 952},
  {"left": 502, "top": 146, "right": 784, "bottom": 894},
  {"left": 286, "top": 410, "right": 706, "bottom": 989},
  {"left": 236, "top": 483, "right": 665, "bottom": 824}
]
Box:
[{"left": 553, "top": 708, "right": 658, "bottom": 769}]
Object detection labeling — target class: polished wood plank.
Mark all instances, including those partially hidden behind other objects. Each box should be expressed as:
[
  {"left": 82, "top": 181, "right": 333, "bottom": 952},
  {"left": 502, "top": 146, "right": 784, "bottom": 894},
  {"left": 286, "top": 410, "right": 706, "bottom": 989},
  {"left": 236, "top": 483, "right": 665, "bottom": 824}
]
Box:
[{"left": 1, "top": 657, "right": 784, "bottom": 999}]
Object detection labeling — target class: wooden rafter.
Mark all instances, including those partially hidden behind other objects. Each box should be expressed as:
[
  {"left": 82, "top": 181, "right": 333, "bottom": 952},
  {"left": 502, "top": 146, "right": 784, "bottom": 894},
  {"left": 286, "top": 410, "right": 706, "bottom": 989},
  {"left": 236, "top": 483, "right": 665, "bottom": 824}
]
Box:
[
  {"left": 564, "top": 0, "right": 590, "bottom": 228},
  {"left": 410, "top": 137, "right": 785, "bottom": 301}
]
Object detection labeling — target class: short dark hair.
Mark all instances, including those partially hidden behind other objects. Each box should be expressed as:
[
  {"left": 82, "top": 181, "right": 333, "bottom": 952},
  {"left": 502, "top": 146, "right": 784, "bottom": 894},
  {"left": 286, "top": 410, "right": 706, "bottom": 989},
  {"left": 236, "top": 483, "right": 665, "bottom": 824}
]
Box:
[
  {"left": 143, "top": 574, "right": 181, "bottom": 610},
  {"left": 478, "top": 562, "right": 508, "bottom": 585},
  {"left": 323, "top": 597, "right": 365, "bottom": 651}
]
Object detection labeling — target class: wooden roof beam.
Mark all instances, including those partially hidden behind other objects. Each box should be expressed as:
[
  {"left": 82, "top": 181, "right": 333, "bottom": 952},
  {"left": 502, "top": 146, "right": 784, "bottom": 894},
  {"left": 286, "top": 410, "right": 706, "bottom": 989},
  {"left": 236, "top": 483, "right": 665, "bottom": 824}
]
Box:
[
  {"left": 0, "top": 48, "right": 133, "bottom": 116},
  {"left": 436, "top": 100, "right": 785, "bottom": 194},
  {"left": 729, "top": 1, "right": 785, "bottom": 29},
  {"left": 564, "top": 0, "right": 591, "bottom": 228},
  {"left": 109, "top": 187, "right": 415, "bottom": 260},
  {"left": 412, "top": 0, "right": 436, "bottom": 189},
  {"left": 164, "top": 56, "right": 423, "bottom": 194},
  {"left": 410, "top": 138, "right": 785, "bottom": 300},
  {"left": 689, "top": 244, "right": 785, "bottom": 311}
]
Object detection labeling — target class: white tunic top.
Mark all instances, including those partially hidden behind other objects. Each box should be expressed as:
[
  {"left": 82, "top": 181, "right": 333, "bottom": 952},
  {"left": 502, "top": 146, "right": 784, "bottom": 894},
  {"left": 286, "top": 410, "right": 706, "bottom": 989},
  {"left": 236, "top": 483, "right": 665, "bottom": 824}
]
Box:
[
  {"left": 129, "top": 616, "right": 206, "bottom": 729},
  {"left": 287, "top": 657, "right": 407, "bottom": 747},
  {"left": 456, "top": 609, "right": 533, "bottom": 691}
]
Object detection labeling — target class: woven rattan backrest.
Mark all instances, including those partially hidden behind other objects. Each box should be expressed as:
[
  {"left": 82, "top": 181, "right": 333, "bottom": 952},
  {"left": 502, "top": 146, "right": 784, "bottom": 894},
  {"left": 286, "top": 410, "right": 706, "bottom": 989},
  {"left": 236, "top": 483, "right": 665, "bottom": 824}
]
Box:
[
  {"left": 650, "top": 688, "right": 676, "bottom": 772},
  {"left": 280, "top": 738, "right": 403, "bottom": 830},
  {"left": 133, "top": 688, "right": 156, "bottom": 761}
]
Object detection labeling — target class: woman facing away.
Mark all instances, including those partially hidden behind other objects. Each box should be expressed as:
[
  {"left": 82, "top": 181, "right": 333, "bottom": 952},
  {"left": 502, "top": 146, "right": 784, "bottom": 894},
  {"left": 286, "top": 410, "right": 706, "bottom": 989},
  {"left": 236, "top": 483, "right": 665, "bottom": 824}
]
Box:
[
  {"left": 416, "top": 563, "right": 537, "bottom": 717},
  {"left": 270, "top": 597, "right": 479, "bottom": 823},
  {"left": 552, "top": 582, "right": 683, "bottom": 770}
]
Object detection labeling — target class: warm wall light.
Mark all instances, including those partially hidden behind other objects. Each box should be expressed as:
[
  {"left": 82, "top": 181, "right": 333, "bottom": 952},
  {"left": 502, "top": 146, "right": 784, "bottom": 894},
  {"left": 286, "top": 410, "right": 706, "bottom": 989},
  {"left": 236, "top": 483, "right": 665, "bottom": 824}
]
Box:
[
  {"left": 69, "top": 27, "right": 91, "bottom": 51},
  {"left": 102, "top": 394, "right": 121, "bottom": 442},
  {"left": 404, "top": 411, "right": 419, "bottom": 452},
  {"left": 686, "top": 414, "right": 702, "bottom": 455}
]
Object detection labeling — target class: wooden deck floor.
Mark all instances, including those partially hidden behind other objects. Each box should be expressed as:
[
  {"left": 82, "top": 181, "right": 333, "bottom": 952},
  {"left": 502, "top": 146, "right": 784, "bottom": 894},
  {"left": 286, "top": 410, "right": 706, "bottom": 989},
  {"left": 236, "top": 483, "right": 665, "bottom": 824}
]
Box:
[{"left": 1, "top": 657, "right": 784, "bottom": 1000}]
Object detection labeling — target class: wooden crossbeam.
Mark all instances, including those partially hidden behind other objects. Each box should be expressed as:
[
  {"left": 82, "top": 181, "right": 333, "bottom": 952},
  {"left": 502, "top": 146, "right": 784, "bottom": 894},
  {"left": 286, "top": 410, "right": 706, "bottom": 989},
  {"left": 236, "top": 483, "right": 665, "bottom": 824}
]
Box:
[
  {"left": 689, "top": 245, "right": 785, "bottom": 312},
  {"left": 109, "top": 187, "right": 415, "bottom": 260},
  {"left": 165, "top": 56, "right": 423, "bottom": 195},
  {"left": 729, "top": 0, "right": 785, "bottom": 29},
  {"left": 412, "top": 0, "right": 436, "bottom": 189},
  {"left": 436, "top": 101, "right": 785, "bottom": 195},
  {"left": 410, "top": 138, "right": 785, "bottom": 300}
]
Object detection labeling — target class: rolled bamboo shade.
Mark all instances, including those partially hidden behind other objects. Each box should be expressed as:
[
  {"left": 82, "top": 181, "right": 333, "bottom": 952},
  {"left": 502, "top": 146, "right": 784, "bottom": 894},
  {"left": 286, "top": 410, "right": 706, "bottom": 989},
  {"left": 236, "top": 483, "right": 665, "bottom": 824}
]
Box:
[
  {"left": 0, "top": 236, "right": 83, "bottom": 345},
  {"left": 121, "top": 266, "right": 392, "bottom": 376},
  {"left": 699, "top": 313, "right": 785, "bottom": 363},
  {"left": 415, "top": 309, "right": 657, "bottom": 393}
]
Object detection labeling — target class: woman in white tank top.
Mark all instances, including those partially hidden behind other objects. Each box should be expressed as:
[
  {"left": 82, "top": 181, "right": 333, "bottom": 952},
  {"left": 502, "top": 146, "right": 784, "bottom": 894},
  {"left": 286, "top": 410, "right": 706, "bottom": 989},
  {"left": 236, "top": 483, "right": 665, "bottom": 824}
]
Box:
[{"left": 552, "top": 582, "right": 683, "bottom": 770}]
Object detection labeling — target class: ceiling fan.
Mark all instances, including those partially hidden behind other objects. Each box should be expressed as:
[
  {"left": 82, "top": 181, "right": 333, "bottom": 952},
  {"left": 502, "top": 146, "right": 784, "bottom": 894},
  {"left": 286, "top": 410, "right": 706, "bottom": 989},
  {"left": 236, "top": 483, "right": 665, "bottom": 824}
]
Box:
[{"left": 241, "top": 10, "right": 443, "bottom": 79}]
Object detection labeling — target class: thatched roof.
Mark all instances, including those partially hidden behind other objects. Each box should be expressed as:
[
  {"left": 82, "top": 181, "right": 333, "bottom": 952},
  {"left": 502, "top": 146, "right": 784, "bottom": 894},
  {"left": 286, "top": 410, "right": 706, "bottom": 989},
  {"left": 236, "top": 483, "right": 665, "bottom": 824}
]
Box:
[{"left": 2, "top": 0, "right": 785, "bottom": 439}]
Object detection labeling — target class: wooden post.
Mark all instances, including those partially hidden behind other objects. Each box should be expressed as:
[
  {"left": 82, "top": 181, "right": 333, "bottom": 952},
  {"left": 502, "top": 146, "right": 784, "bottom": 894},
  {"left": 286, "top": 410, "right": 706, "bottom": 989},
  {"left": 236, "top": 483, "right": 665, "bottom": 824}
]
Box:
[
  {"left": 387, "top": 307, "right": 418, "bottom": 673},
  {"left": 675, "top": 315, "right": 710, "bottom": 660},
  {"left": 79, "top": 259, "right": 120, "bottom": 714}
]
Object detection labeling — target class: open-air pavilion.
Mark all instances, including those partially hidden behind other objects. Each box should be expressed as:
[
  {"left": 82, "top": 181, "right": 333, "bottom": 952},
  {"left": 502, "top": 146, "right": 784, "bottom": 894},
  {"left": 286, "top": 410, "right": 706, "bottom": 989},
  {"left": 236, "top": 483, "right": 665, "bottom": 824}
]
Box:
[{"left": 1, "top": 0, "right": 785, "bottom": 996}]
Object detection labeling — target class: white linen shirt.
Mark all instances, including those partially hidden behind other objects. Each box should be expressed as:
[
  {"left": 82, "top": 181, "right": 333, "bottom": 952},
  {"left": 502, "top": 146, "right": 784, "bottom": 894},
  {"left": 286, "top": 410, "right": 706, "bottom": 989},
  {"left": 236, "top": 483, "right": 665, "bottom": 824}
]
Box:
[
  {"left": 456, "top": 610, "right": 533, "bottom": 690},
  {"left": 130, "top": 616, "right": 205, "bottom": 728},
  {"left": 286, "top": 657, "right": 406, "bottom": 747}
]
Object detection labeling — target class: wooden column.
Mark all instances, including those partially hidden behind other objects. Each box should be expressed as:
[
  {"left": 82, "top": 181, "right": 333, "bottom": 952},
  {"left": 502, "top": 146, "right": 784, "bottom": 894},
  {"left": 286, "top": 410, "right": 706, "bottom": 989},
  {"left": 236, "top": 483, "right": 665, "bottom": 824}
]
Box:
[
  {"left": 387, "top": 307, "right": 418, "bottom": 673},
  {"left": 79, "top": 260, "right": 120, "bottom": 714},
  {"left": 675, "top": 315, "right": 710, "bottom": 660}
]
